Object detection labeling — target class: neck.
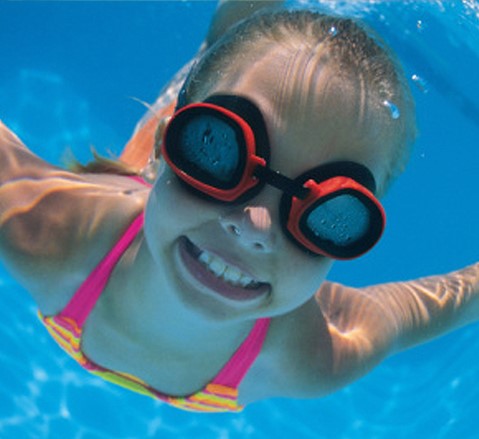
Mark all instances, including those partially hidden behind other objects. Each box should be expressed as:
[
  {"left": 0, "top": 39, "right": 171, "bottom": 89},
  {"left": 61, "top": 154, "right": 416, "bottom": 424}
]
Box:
[{"left": 108, "top": 238, "right": 253, "bottom": 356}]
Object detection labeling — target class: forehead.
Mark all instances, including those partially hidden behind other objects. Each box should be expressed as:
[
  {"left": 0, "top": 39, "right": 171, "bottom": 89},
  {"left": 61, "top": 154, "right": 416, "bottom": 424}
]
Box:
[{"left": 209, "top": 46, "right": 391, "bottom": 180}]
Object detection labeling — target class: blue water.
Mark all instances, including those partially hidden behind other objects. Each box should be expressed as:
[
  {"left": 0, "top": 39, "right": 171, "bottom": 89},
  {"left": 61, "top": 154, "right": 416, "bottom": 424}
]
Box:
[{"left": 1, "top": 2, "right": 478, "bottom": 438}]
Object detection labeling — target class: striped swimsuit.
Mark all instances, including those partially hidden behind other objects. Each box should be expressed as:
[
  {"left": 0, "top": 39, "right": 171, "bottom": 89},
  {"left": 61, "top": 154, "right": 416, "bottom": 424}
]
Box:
[{"left": 39, "top": 213, "right": 270, "bottom": 412}]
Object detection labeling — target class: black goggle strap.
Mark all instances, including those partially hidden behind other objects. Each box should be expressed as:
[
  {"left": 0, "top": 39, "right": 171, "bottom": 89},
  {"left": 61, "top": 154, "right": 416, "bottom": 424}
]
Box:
[
  {"left": 255, "top": 161, "right": 377, "bottom": 201},
  {"left": 254, "top": 165, "right": 309, "bottom": 199},
  {"left": 175, "top": 60, "right": 198, "bottom": 112}
]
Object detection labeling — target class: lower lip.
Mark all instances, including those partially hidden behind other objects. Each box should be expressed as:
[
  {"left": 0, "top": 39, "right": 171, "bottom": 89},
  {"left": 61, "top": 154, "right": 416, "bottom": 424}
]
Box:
[{"left": 177, "top": 237, "right": 271, "bottom": 302}]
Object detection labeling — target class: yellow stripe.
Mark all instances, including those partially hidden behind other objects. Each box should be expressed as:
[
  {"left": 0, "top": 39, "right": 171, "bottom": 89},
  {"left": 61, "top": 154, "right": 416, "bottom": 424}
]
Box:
[
  {"left": 44, "top": 324, "right": 76, "bottom": 354},
  {"left": 91, "top": 370, "right": 158, "bottom": 399},
  {"left": 190, "top": 392, "right": 238, "bottom": 410},
  {"left": 38, "top": 312, "right": 244, "bottom": 413},
  {"left": 169, "top": 397, "right": 240, "bottom": 413}
]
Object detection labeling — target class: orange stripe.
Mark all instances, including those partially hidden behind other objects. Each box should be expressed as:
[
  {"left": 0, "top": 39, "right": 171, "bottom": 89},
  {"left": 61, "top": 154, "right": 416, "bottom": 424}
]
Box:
[
  {"left": 205, "top": 383, "right": 238, "bottom": 398},
  {"left": 39, "top": 311, "right": 243, "bottom": 412}
]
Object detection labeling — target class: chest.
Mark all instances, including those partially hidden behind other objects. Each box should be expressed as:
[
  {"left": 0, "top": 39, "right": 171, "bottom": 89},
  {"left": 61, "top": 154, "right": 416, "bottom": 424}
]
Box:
[{"left": 80, "top": 305, "right": 240, "bottom": 397}]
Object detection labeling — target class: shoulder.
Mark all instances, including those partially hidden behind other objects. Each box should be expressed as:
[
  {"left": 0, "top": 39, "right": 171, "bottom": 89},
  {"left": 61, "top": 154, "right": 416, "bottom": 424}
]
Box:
[
  {"left": 0, "top": 165, "right": 149, "bottom": 314},
  {"left": 240, "top": 299, "right": 333, "bottom": 403},
  {"left": 241, "top": 281, "right": 397, "bottom": 403}
]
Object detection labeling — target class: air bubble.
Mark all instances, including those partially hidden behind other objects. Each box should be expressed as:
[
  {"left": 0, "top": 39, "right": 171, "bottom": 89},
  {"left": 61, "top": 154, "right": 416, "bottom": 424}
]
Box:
[
  {"left": 411, "top": 74, "right": 429, "bottom": 93},
  {"left": 202, "top": 127, "right": 213, "bottom": 144},
  {"left": 382, "top": 100, "right": 401, "bottom": 120},
  {"left": 328, "top": 26, "right": 338, "bottom": 37}
]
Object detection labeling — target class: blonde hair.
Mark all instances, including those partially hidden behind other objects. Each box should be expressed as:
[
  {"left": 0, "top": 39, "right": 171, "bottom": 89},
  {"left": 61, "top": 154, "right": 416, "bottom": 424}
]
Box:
[
  {"left": 74, "top": 9, "right": 416, "bottom": 197},
  {"left": 183, "top": 10, "right": 416, "bottom": 197}
]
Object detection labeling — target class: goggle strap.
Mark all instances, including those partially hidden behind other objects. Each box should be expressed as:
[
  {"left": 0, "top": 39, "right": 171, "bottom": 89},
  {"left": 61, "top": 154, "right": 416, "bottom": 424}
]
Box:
[
  {"left": 175, "top": 61, "right": 199, "bottom": 111},
  {"left": 254, "top": 165, "right": 309, "bottom": 199}
]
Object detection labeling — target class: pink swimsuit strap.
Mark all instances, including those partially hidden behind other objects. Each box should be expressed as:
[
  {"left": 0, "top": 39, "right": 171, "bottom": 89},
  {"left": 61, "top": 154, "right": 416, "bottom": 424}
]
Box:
[
  {"left": 212, "top": 317, "right": 270, "bottom": 388},
  {"left": 57, "top": 201, "right": 270, "bottom": 392},
  {"left": 60, "top": 212, "right": 145, "bottom": 326}
]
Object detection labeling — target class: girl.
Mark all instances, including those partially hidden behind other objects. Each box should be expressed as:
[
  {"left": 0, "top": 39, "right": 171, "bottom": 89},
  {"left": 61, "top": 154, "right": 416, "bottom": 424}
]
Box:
[{"left": 0, "top": 1, "right": 477, "bottom": 413}]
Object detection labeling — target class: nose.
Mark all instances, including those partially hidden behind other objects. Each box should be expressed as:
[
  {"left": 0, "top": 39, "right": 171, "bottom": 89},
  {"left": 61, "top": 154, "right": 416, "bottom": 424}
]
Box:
[{"left": 219, "top": 206, "right": 275, "bottom": 253}]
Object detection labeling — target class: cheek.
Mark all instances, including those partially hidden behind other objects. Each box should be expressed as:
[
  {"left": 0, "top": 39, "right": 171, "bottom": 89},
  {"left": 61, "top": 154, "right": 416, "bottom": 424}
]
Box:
[
  {"left": 288, "top": 256, "right": 332, "bottom": 294},
  {"left": 270, "top": 249, "right": 333, "bottom": 315},
  {"left": 144, "top": 170, "right": 219, "bottom": 244}
]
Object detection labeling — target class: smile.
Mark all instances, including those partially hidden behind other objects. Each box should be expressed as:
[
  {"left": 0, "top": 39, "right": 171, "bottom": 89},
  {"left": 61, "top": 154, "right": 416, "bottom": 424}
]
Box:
[
  {"left": 197, "top": 250, "right": 261, "bottom": 288},
  {"left": 177, "top": 236, "right": 271, "bottom": 302}
]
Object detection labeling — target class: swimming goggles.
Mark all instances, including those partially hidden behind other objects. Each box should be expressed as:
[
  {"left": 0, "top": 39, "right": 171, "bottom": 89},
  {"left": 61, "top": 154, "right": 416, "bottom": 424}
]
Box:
[{"left": 162, "top": 94, "right": 385, "bottom": 259}]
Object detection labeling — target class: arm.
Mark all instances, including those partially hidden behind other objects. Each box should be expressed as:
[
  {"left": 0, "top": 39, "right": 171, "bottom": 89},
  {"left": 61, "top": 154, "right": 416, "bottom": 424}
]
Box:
[
  {"left": 0, "top": 119, "right": 56, "bottom": 182},
  {"left": 256, "top": 263, "right": 479, "bottom": 401},
  {"left": 353, "top": 262, "right": 479, "bottom": 353},
  {"left": 0, "top": 121, "right": 147, "bottom": 312},
  {"left": 315, "top": 263, "right": 479, "bottom": 386}
]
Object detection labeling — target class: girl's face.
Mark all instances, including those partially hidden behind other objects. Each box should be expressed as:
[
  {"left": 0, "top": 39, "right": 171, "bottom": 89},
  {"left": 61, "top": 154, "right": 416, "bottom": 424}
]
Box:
[{"left": 145, "top": 48, "right": 390, "bottom": 323}]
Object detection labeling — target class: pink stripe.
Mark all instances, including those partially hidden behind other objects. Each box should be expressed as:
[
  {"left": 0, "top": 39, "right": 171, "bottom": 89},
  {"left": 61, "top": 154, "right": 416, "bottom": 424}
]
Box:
[
  {"left": 212, "top": 318, "right": 270, "bottom": 388},
  {"left": 128, "top": 175, "right": 152, "bottom": 186},
  {"left": 60, "top": 213, "right": 145, "bottom": 327}
]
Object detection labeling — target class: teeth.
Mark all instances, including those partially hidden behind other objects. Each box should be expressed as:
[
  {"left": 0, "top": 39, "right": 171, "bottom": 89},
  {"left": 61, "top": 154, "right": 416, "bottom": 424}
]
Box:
[
  {"left": 197, "top": 250, "right": 258, "bottom": 288},
  {"left": 198, "top": 251, "right": 212, "bottom": 265},
  {"left": 223, "top": 266, "right": 242, "bottom": 284},
  {"left": 209, "top": 258, "right": 226, "bottom": 277}
]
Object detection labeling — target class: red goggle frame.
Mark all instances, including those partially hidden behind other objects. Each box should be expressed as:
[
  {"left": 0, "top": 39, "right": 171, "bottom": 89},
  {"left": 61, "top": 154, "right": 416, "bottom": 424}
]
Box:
[{"left": 162, "top": 96, "right": 385, "bottom": 259}]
